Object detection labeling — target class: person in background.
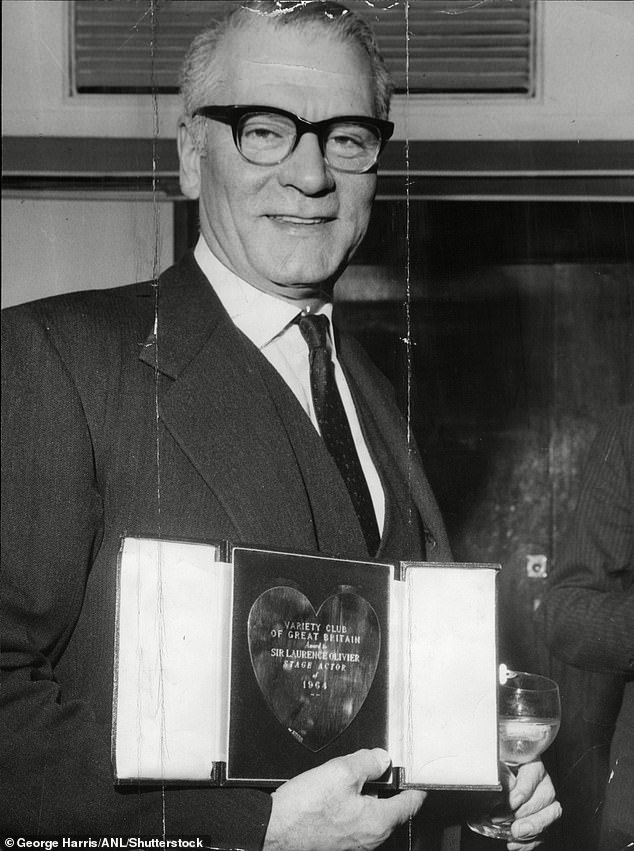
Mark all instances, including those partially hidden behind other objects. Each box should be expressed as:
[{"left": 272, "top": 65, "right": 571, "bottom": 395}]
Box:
[
  {"left": 2, "top": 3, "right": 561, "bottom": 849},
  {"left": 536, "top": 405, "right": 634, "bottom": 850}
]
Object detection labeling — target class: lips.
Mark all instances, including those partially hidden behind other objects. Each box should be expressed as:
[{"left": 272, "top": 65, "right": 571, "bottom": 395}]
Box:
[{"left": 267, "top": 215, "right": 334, "bottom": 225}]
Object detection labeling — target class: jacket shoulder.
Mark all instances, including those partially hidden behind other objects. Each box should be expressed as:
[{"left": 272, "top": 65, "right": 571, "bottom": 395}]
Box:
[
  {"left": 1, "top": 279, "right": 163, "bottom": 418},
  {"left": 2, "top": 279, "right": 155, "bottom": 341},
  {"left": 2, "top": 253, "right": 202, "bottom": 354}
]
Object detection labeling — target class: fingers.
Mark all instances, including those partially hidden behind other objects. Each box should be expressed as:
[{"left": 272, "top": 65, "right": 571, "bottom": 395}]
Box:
[
  {"left": 506, "top": 761, "right": 562, "bottom": 849},
  {"left": 331, "top": 749, "right": 426, "bottom": 821},
  {"left": 377, "top": 788, "right": 427, "bottom": 824},
  {"left": 507, "top": 837, "right": 543, "bottom": 851},
  {"left": 265, "top": 751, "right": 426, "bottom": 851},
  {"left": 509, "top": 800, "right": 562, "bottom": 842},
  {"left": 329, "top": 749, "right": 426, "bottom": 820},
  {"left": 508, "top": 761, "right": 549, "bottom": 813}
]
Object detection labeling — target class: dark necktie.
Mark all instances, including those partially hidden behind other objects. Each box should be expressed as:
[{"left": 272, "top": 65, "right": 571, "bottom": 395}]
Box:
[{"left": 298, "top": 313, "right": 380, "bottom": 556}]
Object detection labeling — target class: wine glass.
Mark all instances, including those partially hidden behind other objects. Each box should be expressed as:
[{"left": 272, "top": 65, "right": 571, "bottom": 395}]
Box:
[{"left": 467, "top": 668, "right": 561, "bottom": 841}]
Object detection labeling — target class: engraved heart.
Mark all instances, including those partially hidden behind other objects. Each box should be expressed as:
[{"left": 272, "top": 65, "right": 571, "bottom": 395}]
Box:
[{"left": 247, "top": 587, "right": 381, "bottom": 752}]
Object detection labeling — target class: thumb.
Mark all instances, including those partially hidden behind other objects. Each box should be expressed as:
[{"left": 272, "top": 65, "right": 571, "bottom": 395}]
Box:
[{"left": 341, "top": 748, "right": 392, "bottom": 784}]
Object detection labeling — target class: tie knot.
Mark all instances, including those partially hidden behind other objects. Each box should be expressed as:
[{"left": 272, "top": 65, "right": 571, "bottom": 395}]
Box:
[{"left": 298, "top": 313, "right": 330, "bottom": 352}]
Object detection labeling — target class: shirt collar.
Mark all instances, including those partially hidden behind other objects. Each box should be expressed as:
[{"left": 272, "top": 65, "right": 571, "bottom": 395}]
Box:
[{"left": 193, "top": 236, "right": 332, "bottom": 350}]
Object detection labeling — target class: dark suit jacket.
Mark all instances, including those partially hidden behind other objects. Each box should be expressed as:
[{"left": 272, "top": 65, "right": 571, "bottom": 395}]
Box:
[
  {"left": 536, "top": 405, "right": 634, "bottom": 850},
  {"left": 1, "top": 253, "right": 452, "bottom": 847}
]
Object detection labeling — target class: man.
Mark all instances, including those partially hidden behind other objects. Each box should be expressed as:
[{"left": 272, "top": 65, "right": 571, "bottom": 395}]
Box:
[
  {"left": 1, "top": 2, "right": 561, "bottom": 849},
  {"left": 536, "top": 405, "right": 634, "bottom": 851}
]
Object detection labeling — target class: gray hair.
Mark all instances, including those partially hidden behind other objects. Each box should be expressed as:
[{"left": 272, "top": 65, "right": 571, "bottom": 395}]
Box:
[{"left": 180, "top": 1, "right": 393, "bottom": 149}]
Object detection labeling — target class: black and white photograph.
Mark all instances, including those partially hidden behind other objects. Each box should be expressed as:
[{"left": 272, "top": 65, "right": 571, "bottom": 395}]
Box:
[{"left": 2, "top": 2, "right": 633, "bottom": 850}]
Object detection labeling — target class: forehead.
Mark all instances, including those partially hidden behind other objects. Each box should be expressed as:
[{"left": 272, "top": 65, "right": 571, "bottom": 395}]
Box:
[{"left": 212, "top": 20, "right": 375, "bottom": 118}]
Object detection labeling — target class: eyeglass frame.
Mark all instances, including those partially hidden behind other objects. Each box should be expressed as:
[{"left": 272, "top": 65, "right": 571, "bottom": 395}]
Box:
[{"left": 191, "top": 104, "right": 395, "bottom": 173}]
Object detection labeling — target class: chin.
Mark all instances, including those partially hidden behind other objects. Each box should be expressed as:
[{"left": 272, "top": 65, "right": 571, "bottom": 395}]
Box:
[{"left": 268, "top": 255, "right": 345, "bottom": 290}]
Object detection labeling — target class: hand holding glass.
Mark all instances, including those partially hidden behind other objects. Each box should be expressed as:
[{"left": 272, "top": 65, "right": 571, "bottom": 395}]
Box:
[{"left": 468, "top": 670, "right": 561, "bottom": 841}]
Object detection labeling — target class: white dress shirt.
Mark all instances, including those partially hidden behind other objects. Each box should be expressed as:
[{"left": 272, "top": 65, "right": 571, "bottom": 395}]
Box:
[{"left": 193, "top": 237, "right": 385, "bottom": 534}]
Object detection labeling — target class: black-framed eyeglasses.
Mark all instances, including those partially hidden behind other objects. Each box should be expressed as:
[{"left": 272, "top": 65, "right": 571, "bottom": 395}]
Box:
[{"left": 192, "top": 104, "right": 394, "bottom": 174}]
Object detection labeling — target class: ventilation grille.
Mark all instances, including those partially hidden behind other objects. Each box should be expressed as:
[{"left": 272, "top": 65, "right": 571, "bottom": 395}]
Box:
[{"left": 73, "top": 0, "right": 535, "bottom": 96}]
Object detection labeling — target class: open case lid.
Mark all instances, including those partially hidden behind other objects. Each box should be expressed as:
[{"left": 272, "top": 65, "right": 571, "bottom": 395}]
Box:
[
  {"left": 112, "top": 536, "right": 231, "bottom": 782},
  {"left": 389, "top": 562, "right": 500, "bottom": 789}
]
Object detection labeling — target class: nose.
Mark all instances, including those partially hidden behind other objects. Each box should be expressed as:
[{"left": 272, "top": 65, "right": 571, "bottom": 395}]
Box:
[{"left": 278, "top": 131, "right": 335, "bottom": 195}]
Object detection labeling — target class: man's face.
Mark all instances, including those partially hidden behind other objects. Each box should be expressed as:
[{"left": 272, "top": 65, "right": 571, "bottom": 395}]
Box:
[{"left": 179, "top": 21, "right": 378, "bottom": 303}]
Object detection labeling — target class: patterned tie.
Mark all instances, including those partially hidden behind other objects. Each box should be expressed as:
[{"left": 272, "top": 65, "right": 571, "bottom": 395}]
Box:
[{"left": 298, "top": 313, "right": 380, "bottom": 556}]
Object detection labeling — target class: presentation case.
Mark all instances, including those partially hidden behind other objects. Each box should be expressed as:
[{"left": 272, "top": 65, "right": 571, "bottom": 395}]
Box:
[{"left": 113, "top": 536, "right": 500, "bottom": 790}]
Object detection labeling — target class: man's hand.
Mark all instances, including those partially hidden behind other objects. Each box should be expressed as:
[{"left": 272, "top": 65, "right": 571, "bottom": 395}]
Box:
[
  {"left": 263, "top": 748, "right": 426, "bottom": 851},
  {"left": 506, "top": 760, "right": 562, "bottom": 850}
]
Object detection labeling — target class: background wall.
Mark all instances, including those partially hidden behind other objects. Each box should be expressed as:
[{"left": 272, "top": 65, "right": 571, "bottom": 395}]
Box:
[
  {"left": 337, "top": 199, "right": 633, "bottom": 851},
  {"left": 2, "top": 0, "right": 634, "bottom": 141},
  {"left": 3, "top": 0, "right": 632, "bottom": 307},
  {"left": 1, "top": 198, "right": 173, "bottom": 307}
]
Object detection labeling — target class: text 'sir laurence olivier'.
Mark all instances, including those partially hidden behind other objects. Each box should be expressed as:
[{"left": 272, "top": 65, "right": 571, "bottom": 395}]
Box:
[{"left": 247, "top": 587, "right": 381, "bottom": 751}]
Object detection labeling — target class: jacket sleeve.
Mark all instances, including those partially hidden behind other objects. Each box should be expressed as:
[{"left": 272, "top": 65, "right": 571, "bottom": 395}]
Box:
[
  {"left": 1, "top": 304, "right": 271, "bottom": 846},
  {"left": 535, "top": 407, "right": 634, "bottom": 675}
]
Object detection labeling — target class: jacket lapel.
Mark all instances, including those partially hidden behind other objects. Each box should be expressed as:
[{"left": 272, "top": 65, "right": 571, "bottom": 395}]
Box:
[
  {"left": 336, "top": 330, "right": 453, "bottom": 562},
  {"left": 254, "top": 352, "right": 370, "bottom": 557},
  {"left": 138, "top": 254, "right": 318, "bottom": 548}
]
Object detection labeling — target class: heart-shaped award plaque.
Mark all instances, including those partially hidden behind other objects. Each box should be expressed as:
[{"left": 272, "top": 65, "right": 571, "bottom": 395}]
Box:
[{"left": 248, "top": 587, "right": 381, "bottom": 752}]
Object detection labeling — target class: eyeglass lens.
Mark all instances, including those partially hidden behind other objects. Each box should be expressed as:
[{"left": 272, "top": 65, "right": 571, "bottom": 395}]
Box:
[{"left": 237, "top": 112, "right": 381, "bottom": 172}]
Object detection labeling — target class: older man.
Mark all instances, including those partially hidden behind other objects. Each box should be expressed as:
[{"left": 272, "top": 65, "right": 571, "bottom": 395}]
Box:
[{"left": 1, "top": 2, "right": 560, "bottom": 850}]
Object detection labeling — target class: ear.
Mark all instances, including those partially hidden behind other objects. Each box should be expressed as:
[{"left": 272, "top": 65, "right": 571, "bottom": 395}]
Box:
[{"left": 177, "top": 117, "right": 202, "bottom": 200}]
